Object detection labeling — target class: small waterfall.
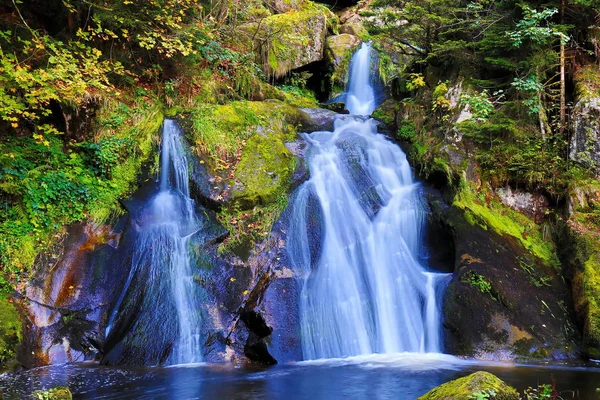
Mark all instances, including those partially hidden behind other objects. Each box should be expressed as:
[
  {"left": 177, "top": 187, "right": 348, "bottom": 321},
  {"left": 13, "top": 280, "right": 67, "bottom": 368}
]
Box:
[
  {"left": 287, "top": 43, "right": 450, "bottom": 360},
  {"left": 105, "top": 120, "right": 203, "bottom": 364}
]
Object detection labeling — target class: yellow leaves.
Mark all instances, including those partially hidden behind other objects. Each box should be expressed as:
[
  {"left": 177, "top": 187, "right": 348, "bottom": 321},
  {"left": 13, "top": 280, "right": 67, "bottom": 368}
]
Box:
[
  {"left": 230, "top": 277, "right": 237, "bottom": 282},
  {"left": 10, "top": 123, "right": 18, "bottom": 128},
  {"left": 123, "top": 0, "right": 133, "bottom": 4},
  {"left": 243, "top": 290, "right": 249, "bottom": 296}
]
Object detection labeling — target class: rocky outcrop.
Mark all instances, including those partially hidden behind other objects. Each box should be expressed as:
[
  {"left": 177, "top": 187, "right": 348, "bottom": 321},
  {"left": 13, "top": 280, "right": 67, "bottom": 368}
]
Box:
[
  {"left": 238, "top": 6, "right": 334, "bottom": 78},
  {"left": 495, "top": 186, "right": 549, "bottom": 223},
  {"left": 186, "top": 100, "right": 311, "bottom": 208},
  {"left": 20, "top": 223, "right": 124, "bottom": 368},
  {"left": 418, "top": 371, "right": 519, "bottom": 400},
  {"left": 430, "top": 196, "right": 581, "bottom": 361},
  {"left": 325, "top": 34, "right": 361, "bottom": 67},
  {"left": 570, "top": 66, "right": 600, "bottom": 174}
]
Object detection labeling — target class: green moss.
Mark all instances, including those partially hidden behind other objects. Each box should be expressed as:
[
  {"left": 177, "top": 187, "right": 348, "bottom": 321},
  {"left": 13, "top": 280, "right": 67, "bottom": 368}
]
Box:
[
  {"left": 454, "top": 181, "right": 559, "bottom": 268},
  {"left": 278, "top": 85, "right": 319, "bottom": 108},
  {"left": 238, "top": 5, "right": 334, "bottom": 78},
  {"left": 32, "top": 386, "right": 73, "bottom": 400},
  {"left": 575, "top": 65, "right": 600, "bottom": 100},
  {"left": 234, "top": 134, "right": 294, "bottom": 206},
  {"left": 189, "top": 100, "right": 305, "bottom": 170},
  {"left": 89, "top": 101, "right": 164, "bottom": 222},
  {"left": 571, "top": 231, "right": 600, "bottom": 358},
  {"left": 418, "top": 371, "right": 519, "bottom": 400},
  {"left": 0, "top": 296, "right": 22, "bottom": 373}
]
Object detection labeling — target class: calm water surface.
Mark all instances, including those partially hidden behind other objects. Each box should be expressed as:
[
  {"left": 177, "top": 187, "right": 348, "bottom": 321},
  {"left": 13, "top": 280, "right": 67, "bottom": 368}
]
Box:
[{"left": 2, "top": 354, "right": 599, "bottom": 399}]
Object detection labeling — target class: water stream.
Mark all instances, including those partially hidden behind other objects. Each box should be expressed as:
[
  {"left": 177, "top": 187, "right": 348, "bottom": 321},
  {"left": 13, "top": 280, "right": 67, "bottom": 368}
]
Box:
[
  {"left": 105, "top": 120, "right": 203, "bottom": 364},
  {"left": 288, "top": 43, "right": 450, "bottom": 360}
]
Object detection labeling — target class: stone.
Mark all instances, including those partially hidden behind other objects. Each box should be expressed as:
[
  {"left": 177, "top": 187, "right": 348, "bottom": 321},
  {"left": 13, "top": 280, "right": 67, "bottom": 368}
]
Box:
[
  {"left": 325, "top": 34, "right": 361, "bottom": 67},
  {"left": 299, "top": 107, "right": 339, "bottom": 132},
  {"left": 238, "top": 7, "right": 333, "bottom": 78},
  {"left": 428, "top": 195, "right": 580, "bottom": 361},
  {"left": 418, "top": 371, "right": 519, "bottom": 400},
  {"left": 570, "top": 97, "right": 600, "bottom": 173},
  {"left": 495, "top": 186, "right": 549, "bottom": 223},
  {"left": 339, "top": 15, "right": 366, "bottom": 36}
]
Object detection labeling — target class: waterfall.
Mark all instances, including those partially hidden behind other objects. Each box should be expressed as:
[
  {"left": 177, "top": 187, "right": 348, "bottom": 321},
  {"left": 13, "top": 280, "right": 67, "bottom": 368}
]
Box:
[
  {"left": 287, "top": 43, "right": 450, "bottom": 360},
  {"left": 105, "top": 120, "right": 202, "bottom": 364}
]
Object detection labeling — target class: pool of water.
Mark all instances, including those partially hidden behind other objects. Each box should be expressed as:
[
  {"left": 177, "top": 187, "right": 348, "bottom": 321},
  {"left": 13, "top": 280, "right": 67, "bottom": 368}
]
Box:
[{"left": 1, "top": 354, "right": 599, "bottom": 399}]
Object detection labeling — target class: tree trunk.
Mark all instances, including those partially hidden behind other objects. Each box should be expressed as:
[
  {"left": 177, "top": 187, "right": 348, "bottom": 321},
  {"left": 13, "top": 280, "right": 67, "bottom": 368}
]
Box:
[{"left": 559, "top": 0, "right": 566, "bottom": 133}]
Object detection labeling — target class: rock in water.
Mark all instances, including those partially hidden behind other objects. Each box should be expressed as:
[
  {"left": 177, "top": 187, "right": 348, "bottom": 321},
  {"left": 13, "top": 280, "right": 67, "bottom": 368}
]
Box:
[{"left": 418, "top": 371, "right": 519, "bottom": 400}]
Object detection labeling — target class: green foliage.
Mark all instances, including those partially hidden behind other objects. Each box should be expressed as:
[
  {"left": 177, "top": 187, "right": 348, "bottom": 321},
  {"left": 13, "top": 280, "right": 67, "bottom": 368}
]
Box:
[
  {"left": 32, "top": 386, "right": 73, "bottom": 400},
  {"left": 460, "top": 91, "right": 496, "bottom": 122},
  {"left": 506, "top": 6, "right": 568, "bottom": 48},
  {"left": 397, "top": 121, "right": 417, "bottom": 141},
  {"left": 406, "top": 73, "right": 426, "bottom": 91},
  {"left": 0, "top": 94, "right": 163, "bottom": 292},
  {"left": 0, "top": 297, "right": 22, "bottom": 371},
  {"left": 462, "top": 271, "right": 496, "bottom": 300}
]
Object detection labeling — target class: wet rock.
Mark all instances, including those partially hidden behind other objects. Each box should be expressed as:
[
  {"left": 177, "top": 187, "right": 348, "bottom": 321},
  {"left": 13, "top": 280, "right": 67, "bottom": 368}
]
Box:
[
  {"left": 299, "top": 108, "right": 339, "bottom": 132},
  {"left": 417, "top": 371, "right": 519, "bottom": 400},
  {"left": 321, "top": 101, "right": 349, "bottom": 114},
  {"left": 430, "top": 201, "right": 581, "bottom": 361},
  {"left": 20, "top": 222, "right": 125, "bottom": 368}
]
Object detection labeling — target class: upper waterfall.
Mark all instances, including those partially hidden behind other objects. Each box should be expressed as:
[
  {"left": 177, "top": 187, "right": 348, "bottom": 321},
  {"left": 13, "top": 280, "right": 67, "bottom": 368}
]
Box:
[{"left": 287, "top": 43, "right": 449, "bottom": 360}]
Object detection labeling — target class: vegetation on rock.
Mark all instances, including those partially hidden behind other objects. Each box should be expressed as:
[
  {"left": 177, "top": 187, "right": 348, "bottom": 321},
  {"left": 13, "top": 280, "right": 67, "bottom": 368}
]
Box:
[{"left": 418, "top": 371, "right": 520, "bottom": 400}]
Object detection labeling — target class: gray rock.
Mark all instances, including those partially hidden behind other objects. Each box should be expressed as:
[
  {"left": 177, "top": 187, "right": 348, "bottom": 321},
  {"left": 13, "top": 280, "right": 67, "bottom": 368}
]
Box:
[{"left": 570, "top": 97, "right": 600, "bottom": 173}]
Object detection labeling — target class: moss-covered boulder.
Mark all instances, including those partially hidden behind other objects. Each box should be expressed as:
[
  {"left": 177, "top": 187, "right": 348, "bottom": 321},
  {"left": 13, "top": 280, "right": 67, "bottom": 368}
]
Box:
[
  {"left": 431, "top": 184, "right": 581, "bottom": 361},
  {"left": 238, "top": 5, "right": 335, "bottom": 78},
  {"left": 32, "top": 386, "right": 73, "bottom": 399},
  {"left": 0, "top": 297, "right": 22, "bottom": 373},
  {"left": 324, "top": 34, "right": 361, "bottom": 97},
  {"left": 418, "top": 371, "right": 519, "bottom": 400},
  {"left": 325, "top": 34, "right": 361, "bottom": 66},
  {"left": 234, "top": 133, "right": 294, "bottom": 207},
  {"left": 188, "top": 100, "right": 309, "bottom": 208}
]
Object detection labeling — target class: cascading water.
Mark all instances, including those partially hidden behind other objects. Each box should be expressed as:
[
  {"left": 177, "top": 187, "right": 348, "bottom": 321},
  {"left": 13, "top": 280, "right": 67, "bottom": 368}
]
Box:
[
  {"left": 105, "top": 120, "right": 203, "bottom": 365},
  {"left": 288, "top": 43, "right": 450, "bottom": 360}
]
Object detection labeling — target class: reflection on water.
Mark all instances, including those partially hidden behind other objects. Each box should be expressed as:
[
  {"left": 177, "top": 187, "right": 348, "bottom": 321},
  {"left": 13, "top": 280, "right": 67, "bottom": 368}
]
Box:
[{"left": 1, "top": 355, "right": 599, "bottom": 399}]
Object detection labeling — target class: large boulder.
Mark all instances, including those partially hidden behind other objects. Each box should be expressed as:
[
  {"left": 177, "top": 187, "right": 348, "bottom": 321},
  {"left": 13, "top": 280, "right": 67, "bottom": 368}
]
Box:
[
  {"left": 238, "top": 6, "right": 334, "bottom": 78},
  {"left": 324, "top": 34, "right": 361, "bottom": 97},
  {"left": 418, "top": 371, "right": 519, "bottom": 400},
  {"left": 430, "top": 189, "right": 581, "bottom": 361},
  {"left": 187, "top": 100, "right": 311, "bottom": 208},
  {"left": 325, "top": 34, "right": 361, "bottom": 67}
]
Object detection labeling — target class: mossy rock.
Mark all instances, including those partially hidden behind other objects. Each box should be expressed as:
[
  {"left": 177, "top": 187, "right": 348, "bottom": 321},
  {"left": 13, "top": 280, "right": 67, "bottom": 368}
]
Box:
[
  {"left": 418, "top": 371, "right": 519, "bottom": 400},
  {"left": 233, "top": 133, "right": 294, "bottom": 207},
  {"left": 325, "top": 34, "right": 361, "bottom": 66},
  {"left": 570, "top": 231, "right": 600, "bottom": 358},
  {"left": 32, "top": 386, "right": 73, "bottom": 400},
  {"left": 0, "top": 297, "right": 22, "bottom": 373},
  {"left": 237, "top": 5, "right": 335, "bottom": 78}
]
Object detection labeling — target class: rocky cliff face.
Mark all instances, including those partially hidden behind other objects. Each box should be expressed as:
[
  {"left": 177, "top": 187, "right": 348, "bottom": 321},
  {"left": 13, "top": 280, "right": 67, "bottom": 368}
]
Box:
[{"left": 570, "top": 66, "right": 600, "bottom": 175}]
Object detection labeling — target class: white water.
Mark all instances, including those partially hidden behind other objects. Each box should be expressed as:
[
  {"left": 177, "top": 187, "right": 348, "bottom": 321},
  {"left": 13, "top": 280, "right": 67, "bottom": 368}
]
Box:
[
  {"left": 288, "top": 43, "right": 450, "bottom": 360},
  {"left": 106, "top": 120, "right": 202, "bottom": 364}
]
